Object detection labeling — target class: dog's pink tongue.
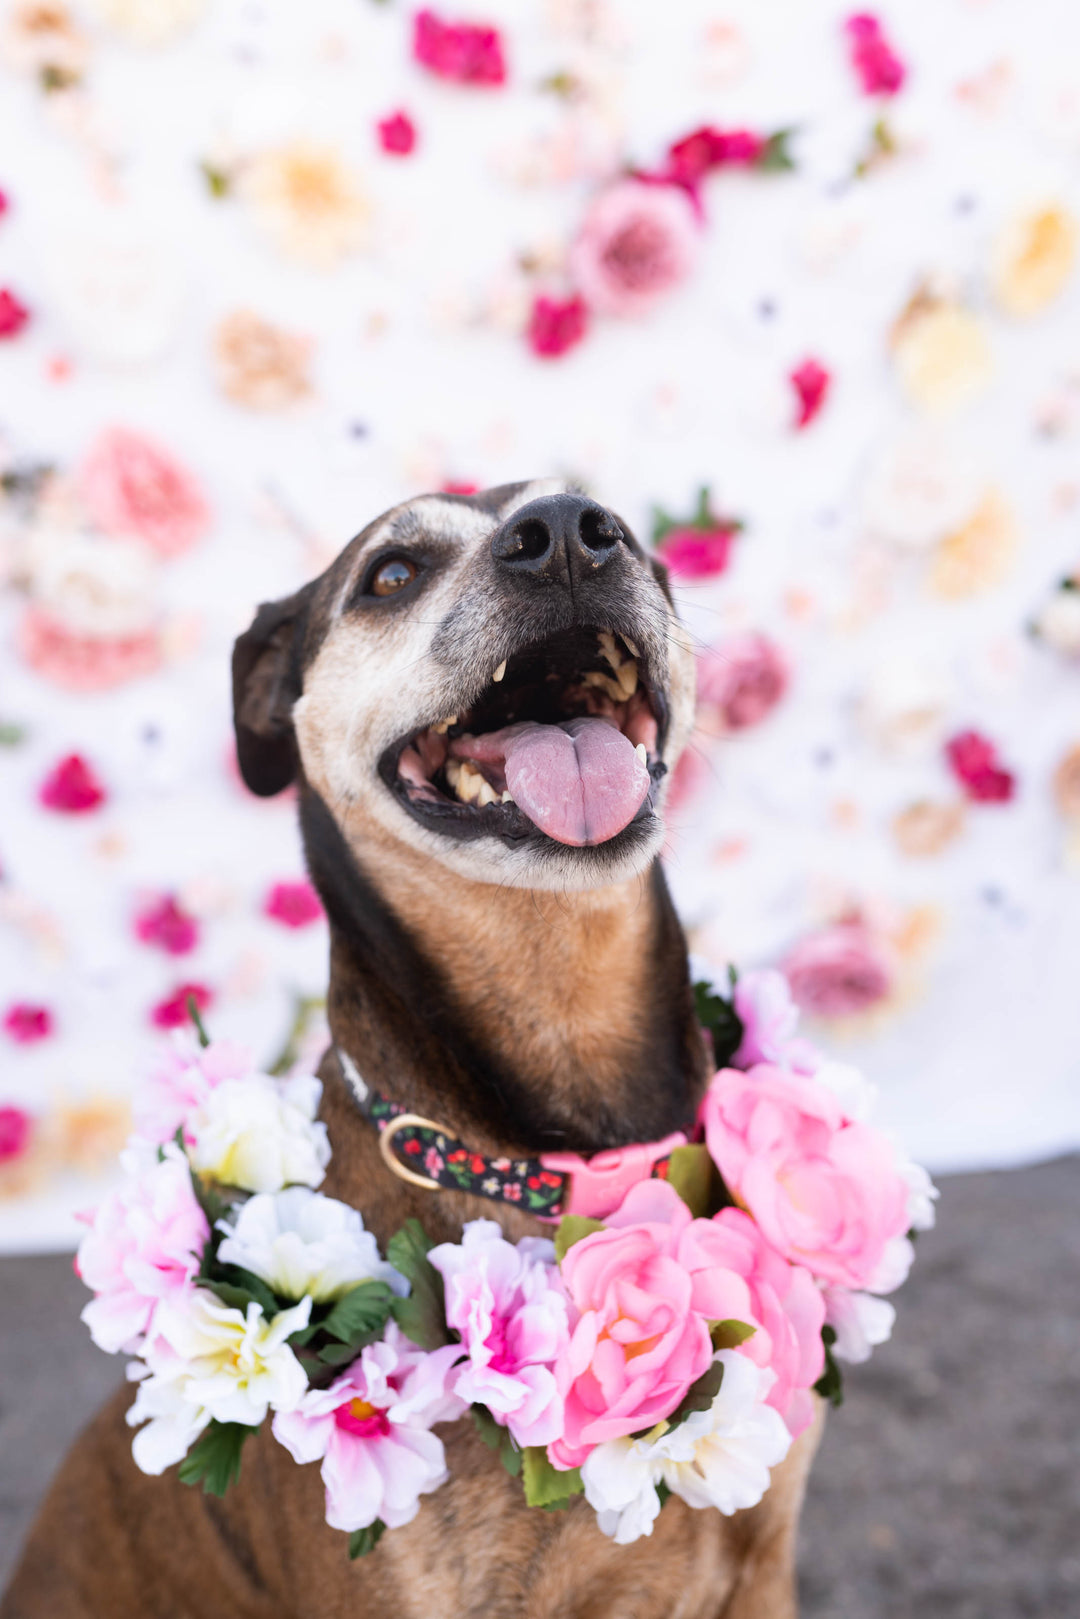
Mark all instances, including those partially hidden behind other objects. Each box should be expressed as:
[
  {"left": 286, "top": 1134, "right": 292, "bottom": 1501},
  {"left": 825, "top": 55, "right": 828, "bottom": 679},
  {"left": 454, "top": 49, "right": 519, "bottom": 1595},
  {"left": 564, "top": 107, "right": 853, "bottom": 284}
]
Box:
[{"left": 504, "top": 718, "right": 650, "bottom": 847}]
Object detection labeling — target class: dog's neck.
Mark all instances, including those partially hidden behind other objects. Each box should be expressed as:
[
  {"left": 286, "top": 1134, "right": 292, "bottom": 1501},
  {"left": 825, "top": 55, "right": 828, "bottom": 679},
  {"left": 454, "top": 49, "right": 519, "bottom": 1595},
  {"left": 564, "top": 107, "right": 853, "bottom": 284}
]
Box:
[{"left": 301, "top": 788, "right": 706, "bottom": 1157}]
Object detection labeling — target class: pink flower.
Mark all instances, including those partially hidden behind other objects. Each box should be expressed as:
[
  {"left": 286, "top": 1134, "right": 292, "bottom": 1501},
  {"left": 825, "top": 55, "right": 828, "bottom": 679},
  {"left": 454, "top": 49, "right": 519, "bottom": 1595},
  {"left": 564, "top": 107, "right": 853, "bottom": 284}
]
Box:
[
  {"left": 945, "top": 730, "right": 1016, "bottom": 804},
  {"left": 441, "top": 479, "right": 480, "bottom": 495},
  {"left": 527, "top": 294, "right": 589, "bottom": 359},
  {"left": 135, "top": 894, "right": 200, "bottom": 956},
  {"left": 665, "top": 126, "right": 766, "bottom": 189},
  {"left": 263, "top": 880, "right": 323, "bottom": 929},
  {"left": 3, "top": 1003, "right": 54, "bottom": 1044},
  {"left": 77, "top": 1142, "right": 209, "bottom": 1354},
  {"left": 732, "top": 969, "right": 818, "bottom": 1073},
  {"left": 80, "top": 427, "right": 210, "bottom": 559},
  {"left": 272, "top": 1323, "right": 467, "bottom": 1531},
  {"left": 844, "top": 13, "right": 906, "bottom": 97},
  {"left": 429, "top": 1220, "right": 569, "bottom": 1448},
  {"left": 697, "top": 633, "right": 789, "bottom": 732},
  {"left": 412, "top": 9, "right": 506, "bottom": 86},
  {"left": 680, "top": 1208, "right": 825, "bottom": 1438},
  {"left": 655, "top": 524, "right": 737, "bottom": 579},
  {"left": 377, "top": 111, "right": 417, "bottom": 155},
  {"left": 19, "top": 608, "right": 162, "bottom": 691},
  {"left": 0, "top": 1105, "right": 34, "bottom": 1162},
  {"left": 39, "top": 753, "right": 107, "bottom": 814},
  {"left": 134, "top": 1033, "right": 251, "bottom": 1144},
  {"left": 781, "top": 924, "right": 892, "bottom": 1018},
  {"left": 791, "top": 358, "right": 831, "bottom": 430},
  {"left": 700, "top": 1065, "right": 910, "bottom": 1290},
  {"left": 570, "top": 180, "right": 700, "bottom": 319},
  {"left": 150, "top": 982, "right": 214, "bottom": 1033},
  {"left": 0, "top": 288, "right": 30, "bottom": 338},
  {"left": 0, "top": 189, "right": 9, "bottom": 217},
  {"left": 550, "top": 1180, "right": 755, "bottom": 1469}
]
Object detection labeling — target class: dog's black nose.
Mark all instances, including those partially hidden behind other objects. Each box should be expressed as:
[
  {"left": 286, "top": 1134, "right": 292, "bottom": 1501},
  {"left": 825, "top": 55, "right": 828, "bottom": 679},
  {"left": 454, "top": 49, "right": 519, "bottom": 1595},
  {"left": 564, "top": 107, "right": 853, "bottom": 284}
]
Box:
[{"left": 490, "top": 494, "right": 623, "bottom": 586}]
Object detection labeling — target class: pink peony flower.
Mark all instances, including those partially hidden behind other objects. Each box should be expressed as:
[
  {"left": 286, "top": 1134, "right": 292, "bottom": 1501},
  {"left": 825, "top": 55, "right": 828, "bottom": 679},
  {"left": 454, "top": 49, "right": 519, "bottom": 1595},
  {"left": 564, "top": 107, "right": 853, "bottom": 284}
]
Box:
[
  {"left": 79, "top": 427, "right": 210, "bottom": 559},
  {"left": 527, "top": 294, "right": 589, "bottom": 359},
  {"left": 679, "top": 1208, "right": 825, "bottom": 1438},
  {"left": 570, "top": 181, "right": 700, "bottom": 319},
  {"left": 428, "top": 1220, "right": 569, "bottom": 1447},
  {"left": 134, "top": 1033, "right": 251, "bottom": 1144},
  {"left": 19, "top": 608, "right": 162, "bottom": 692},
  {"left": 3, "top": 1003, "right": 54, "bottom": 1044},
  {"left": 150, "top": 982, "right": 214, "bottom": 1033},
  {"left": 412, "top": 9, "right": 506, "bottom": 86},
  {"left": 263, "top": 880, "right": 323, "bottom": 929},
  {"left": 781, "top": 924, "right": 892, "bottom": 1018},
  {"left": 39, "top": 753, "right": 107, "bottom": 814},
  {"left": 272, "top": 1323, "right": 467, "bottom": 1531},
  {"left": 700, "top": 1065, "right": 910, "bottom": 1290},
  {"left": 655, "top": 524, "right": 737, "bottom": 579},
  {"left": 844, "top": 13, "right": 906, "bottom": 97},
  {"left": 791, "top": 358, "right": 831, "bottom": 430},
  {"left": 135, "top": 894, "right": 200, "bottom": 956},
  {"left": 550, "top": 1180, "right": 756, "bottom": 1469},
  {"left": 77, "top": 1142, "right": 209, "bottom": 1354},
  {"left": 0, "top": 287, "right": 30, "bottom": 338},
  {"left": 732, "top": 969, "right": 818, "bottom": 1073},
  {"left": 696, "top": 633, "right": 790, "bottom": 732},
  {"left": 377, "top": 111, "right": 417, "bottom": 155},
  {"left": 945, "top": 730, "right": 1016, "bottom": 804},
  {"left": 0, "top": 1105, "right": 34, "bottom": 1162}
]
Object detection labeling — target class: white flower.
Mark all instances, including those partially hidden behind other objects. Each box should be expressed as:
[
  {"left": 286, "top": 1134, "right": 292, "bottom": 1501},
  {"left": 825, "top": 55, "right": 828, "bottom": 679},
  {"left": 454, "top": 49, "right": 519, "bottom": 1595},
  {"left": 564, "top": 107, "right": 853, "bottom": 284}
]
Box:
[
  {"left": 861, "top": 429, "right": 982, "bottom": 551},
  {"left": 824, "top": 1288, "right": 896, "bottom": 1365},
  {"left": 83, "top": 0, "right": 209, "bottom": 46},
  {"left": 126, "top": 1364, "right": 212, "bottom": 1475},
  {"left": 866, "top": 1235, "right": 914, "bottom": 1296},
  {"left": 216, "top": 1186, "right": 404, "bottom": 1304},
  {"left": 581, "top": 1353, "right": 792, "bottom": 1545},
  {"left": 41, "top": 220, "right": 188, "bottom": 368},
  {"left": 860, "top": 655, "right": 953, "bottom": 756},
  {"left": 1034, "top": 586, "right": 1080, "bottom": 657},
  {"left": 899, "top": 1154, "right": 938, "bottom": 1232},
  {"left": 810, "top": 1060, "right": 878, "bottom": 1122},
  {"left": 240, "top": 142, "right": 370, "bottom": 269},
  {"left": 28, "top": 530, "right": 156, "bottom": 638},
  {"left": 188, "top": 1073, "right": 330, "bottom": 1194}
]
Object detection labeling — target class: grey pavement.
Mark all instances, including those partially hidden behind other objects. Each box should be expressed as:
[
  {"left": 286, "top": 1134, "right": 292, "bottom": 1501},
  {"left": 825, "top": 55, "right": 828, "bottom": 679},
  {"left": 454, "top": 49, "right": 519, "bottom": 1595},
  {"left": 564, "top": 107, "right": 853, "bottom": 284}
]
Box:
[{"left": 1, "top": 1157, "right": 1078, "bottom": 1614}]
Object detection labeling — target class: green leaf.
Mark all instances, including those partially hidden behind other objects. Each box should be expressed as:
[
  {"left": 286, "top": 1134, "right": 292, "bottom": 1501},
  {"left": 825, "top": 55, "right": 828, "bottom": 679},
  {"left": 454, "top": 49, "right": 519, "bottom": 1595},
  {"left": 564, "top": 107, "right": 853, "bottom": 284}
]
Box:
[
  {"left": 199, "top": 160, "right": 232, "bottom": 198},
  {"left": 0, "top": 721, "right": 26, "bottom": 747},
  {"left": 185, "top": 993, "right": 211, "bottom": 1048},
  {"left": 348, "top": 1520, "right": 386, "bottom": 1559},
  {"left": 692, "top": 979, "right": 745, "bottom": 1071},
  {"left": 709, "top": 1318, "right": 756, "bottom": 1350},
  {"left": 522, "top": 1447, "right": 583, "bottom": 1510},
  {"left": 655, "top": 1480, "right": 672, "bottom": 1508},
  {"left": 694, "top": 485, "right": 712, "bottom": 526},
  {"left": 756, "top": 128, "right": 797, "bottom": 173},
  {"left": 666, "top": 1144, "right": 716, "bottom": 1218},
  {"left": 553, "top": 1215, "right": 605, "bottom": 1264},
  {"left": 650, "top": 504, "right": 675, "bottom": 544},
  {"left": 471, "top": 1406, "right": 521, "bottom": 1478},
  {"left": 387, "top": 1220, "right": 451, "bottom": 1349},
  {"left": 322, "top": 1280, "right": 395, "bottom": 1346},
  {"left": 666, "top": 1357, "right": 725, "bottom": 1430},
  {"left": 813, "top": 1325, "right": 844, "bottom": 1409},
  {"left": 203, "top": 1269, "right": 280, "bottom": 1320},
  {"left": 318, "top": 1341, "right": 364, "bottom": 1367},
  {"left": 177, "top": 1420, "right": 254, "bottom": 1496}
]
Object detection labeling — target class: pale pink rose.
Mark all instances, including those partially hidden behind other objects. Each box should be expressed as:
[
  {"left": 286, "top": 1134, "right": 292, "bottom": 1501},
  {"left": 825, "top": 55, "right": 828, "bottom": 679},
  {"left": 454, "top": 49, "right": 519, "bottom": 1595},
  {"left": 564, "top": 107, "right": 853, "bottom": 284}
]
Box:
[
  {"left": 570, "top": 180, "right": 700, "bottom": 318},
  {"left": 80, "top": 427, "right": 210, "bottom": 558},
  {"left": 732, "top": 968, "right": 820, "bottom": 1073},
  {"left": 679, "top": 1208, "right": 824, "bottom": 1438},
  {"left": 700, "top": 1065, "right": 910, "bottom": 1290},
  {"left": 272, "top": 1322, "right": 466, "bottom": 1532},
  {"left": 134, "top": 1033, "right": 253, "bottom": 1145},
  {"left": 76, "top": 1142, "right": 209, "bottom": 1354},
  {"left": 19, "top": 607, "right": 163, "bottom": 691},
  {"left": 781, "top": 924, "right": 892, "bottom": 1018},
  {"left": 550, "top": 1180, "right": 755, "bottom": 1469},
  {"left": 697, "top": 634, "right": 790, "bottom": 732},
  {"left": 428, "top": 1221, "right": 569, "bottom": 1448}
]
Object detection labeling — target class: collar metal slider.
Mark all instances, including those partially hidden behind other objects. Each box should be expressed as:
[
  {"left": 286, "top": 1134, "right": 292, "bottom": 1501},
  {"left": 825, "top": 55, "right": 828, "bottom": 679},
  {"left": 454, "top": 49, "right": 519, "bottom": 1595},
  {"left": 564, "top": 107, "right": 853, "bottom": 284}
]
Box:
[{"left": 377, "top": 1112, "right": 447, "bottom": 1191}]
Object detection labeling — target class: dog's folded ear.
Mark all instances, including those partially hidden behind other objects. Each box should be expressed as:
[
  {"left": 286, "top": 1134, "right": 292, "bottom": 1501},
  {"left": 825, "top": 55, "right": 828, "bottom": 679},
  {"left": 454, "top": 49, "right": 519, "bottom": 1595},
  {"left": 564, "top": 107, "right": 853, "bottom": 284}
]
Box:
[{"left": 232, "top": 584, "right": 317, "bottom": 796}]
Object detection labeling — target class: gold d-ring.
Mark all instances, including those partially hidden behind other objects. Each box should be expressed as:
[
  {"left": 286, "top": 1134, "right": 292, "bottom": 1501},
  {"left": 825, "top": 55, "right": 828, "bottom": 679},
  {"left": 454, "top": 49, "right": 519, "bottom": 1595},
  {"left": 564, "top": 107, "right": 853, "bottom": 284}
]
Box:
[{"left": 378, "top": 1113, "right": 448, "bottom": 1191}]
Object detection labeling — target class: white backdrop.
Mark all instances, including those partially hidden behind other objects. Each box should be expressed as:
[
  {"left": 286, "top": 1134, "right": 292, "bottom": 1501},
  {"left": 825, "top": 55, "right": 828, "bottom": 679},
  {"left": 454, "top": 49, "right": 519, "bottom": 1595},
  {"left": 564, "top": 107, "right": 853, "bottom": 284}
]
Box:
[{"left": 2, "top": 0, "right": 1080, "bottom": 1251}]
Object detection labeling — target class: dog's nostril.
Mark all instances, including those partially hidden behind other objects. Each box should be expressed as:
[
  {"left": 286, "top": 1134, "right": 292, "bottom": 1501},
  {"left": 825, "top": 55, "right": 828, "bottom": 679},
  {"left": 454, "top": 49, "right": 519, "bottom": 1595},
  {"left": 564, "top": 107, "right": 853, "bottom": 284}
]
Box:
[
  {"left": 578, "top": 507, "right": 621, "bottom": 554},
  {"left": 511, "top": 518, "right": 553, "bottom": 561}
]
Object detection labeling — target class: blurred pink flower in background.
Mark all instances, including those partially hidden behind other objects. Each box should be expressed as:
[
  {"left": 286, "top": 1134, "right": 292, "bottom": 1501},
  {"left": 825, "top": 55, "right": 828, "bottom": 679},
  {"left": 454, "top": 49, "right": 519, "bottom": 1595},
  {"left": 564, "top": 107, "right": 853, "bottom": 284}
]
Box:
[
  {"left": 527, "top": 294, "right": 589, "bottom": 358},
  {"left": 945, "top": 730, "right": 1016, "bottom": 804},
  {"left": 150, "top": 982, "right": 213, "bottom": 1031},
  {"left": 264, "top": 881, "right": 323, "bottom": 929},
  {"left": 570, "top": 181, "right": 699, "bottom": 318},
  {"left": 377, "top": 111, "right": 417, "bottom": 155},
  {"left": 412, "top": 9, "right": 506, "bottom": 85},
  {"left": 0, "top": 1105, "right": 34, "bottom": 1161},
  {"left": 844, "top": 14, "right": 906, "bottom": 96},
  {"left": 0, "top": 287, "right": 30, "bottom": 338},
  {"left": 790, "top": 358, "right": 831, "bottom": 429},
  {"left": 664, "top": 126, "right": 766, "bottom": 191},
  {"left": 38, "top": 754, "right": 107, "bottom": 814},
  {"left": 3, "top": 1004, "right": 54, "bottom": 1044},
  {"left": 135, "top": 895, "right": 200, "bottom": 956},
  {"left": 697, "top": 634, "right": 790, "bottom": 731},
  {"left": 80, "top": 428, "right": 210, "bottom": 559},
  {"left": 19, "top": 609, "right": 162, "bottom": 691},
  {"left": 655, "top": 524, "right": 738, "bottom": 579},
  {"left": 781, "top": 924, "right": 892, "bottom": 1018}
]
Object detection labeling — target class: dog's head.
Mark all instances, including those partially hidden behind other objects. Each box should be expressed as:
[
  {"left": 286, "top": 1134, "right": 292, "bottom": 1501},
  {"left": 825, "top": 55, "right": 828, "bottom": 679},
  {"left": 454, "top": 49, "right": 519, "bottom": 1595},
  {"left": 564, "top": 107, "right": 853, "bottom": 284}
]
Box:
[{"left": 233, "top": 479, "right": 695, "bottom": 891}]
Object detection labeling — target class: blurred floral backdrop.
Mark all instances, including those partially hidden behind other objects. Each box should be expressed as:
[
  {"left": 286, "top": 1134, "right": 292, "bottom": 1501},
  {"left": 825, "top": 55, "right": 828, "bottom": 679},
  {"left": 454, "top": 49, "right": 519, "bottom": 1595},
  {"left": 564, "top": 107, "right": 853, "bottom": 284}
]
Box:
[{"left": 2, "top": 0, "right": 1079, "bottom": 1249}]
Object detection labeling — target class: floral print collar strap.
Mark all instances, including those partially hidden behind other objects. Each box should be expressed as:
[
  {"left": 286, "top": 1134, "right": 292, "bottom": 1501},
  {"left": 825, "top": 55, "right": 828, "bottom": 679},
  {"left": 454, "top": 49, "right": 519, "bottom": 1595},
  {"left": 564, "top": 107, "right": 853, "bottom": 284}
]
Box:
[{"left": 334, "top": 1045, "right": 684, "bottom": 1220}]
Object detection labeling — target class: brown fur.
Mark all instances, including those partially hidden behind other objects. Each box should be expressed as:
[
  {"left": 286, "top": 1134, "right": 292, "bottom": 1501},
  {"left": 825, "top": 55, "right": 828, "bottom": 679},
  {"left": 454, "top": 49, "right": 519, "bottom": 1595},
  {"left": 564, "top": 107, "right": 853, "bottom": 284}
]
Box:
[{"left": 2, "top": 483, "right": 823, "bottom": 1618}]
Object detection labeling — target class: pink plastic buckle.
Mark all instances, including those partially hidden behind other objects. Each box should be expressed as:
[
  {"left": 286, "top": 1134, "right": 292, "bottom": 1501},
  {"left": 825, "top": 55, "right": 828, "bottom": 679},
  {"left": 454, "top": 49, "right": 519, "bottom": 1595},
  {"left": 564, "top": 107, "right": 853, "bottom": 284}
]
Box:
[{"left": 539, "top": 1130, "right": 688, "bottom": 1222}]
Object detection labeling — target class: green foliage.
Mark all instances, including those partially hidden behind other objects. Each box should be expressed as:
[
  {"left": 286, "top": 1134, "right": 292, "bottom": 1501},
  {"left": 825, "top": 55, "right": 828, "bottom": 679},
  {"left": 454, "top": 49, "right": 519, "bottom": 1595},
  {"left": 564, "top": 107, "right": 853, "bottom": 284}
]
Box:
[
  {"left": 709, "top": 1318, "right": 756, "bottom": 1351},
  {"left": 813, "top": 1325, "right": 844, "bottom": 1409},
  {"left": 471, "top": 1406, "right": 522, "bottom": 1477},
  {"left": 199, "top": 160, "right": 232, "bottom": 197},
  {"left": 177, "top": 1421, "right": 254, "bottom": 1496},
  {"left": 692, "top": 978, "right": 745, "bottom": 1072},
  {"left": 185, "top": 993, "right": 211, "bottom": 1048},
  {"left": 756, "top": 128, "right": 797, "bottom": 173},
  {"left": 203, "top": 1269, "right": 279, "bottom": 1319},
  {"left": 349, "top": 1520, "right": 386, "bottom": 1559},
  {"left": 666, "top": 1357, "right": 725, "bottom": 1430},
  {"left": 387, "top": 1220, "right": 452, "bottom": 1349},
  {"left": 322, "top": 1280, "right": 395, "bottom": 1344},
  {"left": 522, "top": 1447, "right": 582, "bottom": 1510},
  {"left": 553, "top": 1215, "right": 605, "bottom": 1263},
  {"left": 666, "top": 1144, "right": 717, "bottom": 1218}
]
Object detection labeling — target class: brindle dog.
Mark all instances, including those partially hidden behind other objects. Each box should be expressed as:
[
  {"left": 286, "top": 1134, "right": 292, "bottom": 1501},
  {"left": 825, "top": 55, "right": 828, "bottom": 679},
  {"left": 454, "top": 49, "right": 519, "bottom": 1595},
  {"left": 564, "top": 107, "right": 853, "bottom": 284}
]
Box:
[{"left": 2, "top": 481, "right": 822, "bottom": 1619}]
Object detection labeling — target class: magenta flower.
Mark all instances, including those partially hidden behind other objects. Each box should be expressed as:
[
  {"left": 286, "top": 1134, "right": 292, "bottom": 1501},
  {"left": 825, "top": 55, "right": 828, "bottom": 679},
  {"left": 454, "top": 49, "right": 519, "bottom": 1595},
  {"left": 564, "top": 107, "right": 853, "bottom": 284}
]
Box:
[
  {"left": 0, "top": 1105, "right": 34, "bottom": 1162},
  {"left": 945, "top": 730, "right": 1016, "bottom": 804},
  {"left": 781, "top": 924, "right": 892, "bottom": 1018},
  {"left": 527, "top": 294, "right": 589, "bottom": 359},
  {"left": 377, "top": 111, "right": 417, "bottom": 156},
  {"left": 19, "top": 609, "right": 162, "bottom": 692},
  {"left": 790, "top": 357, "right": 831, "bottom": 429},
  {"left": 80, "top": 427, "right": 210, "bottom": 559},
  {"left": 412, "top": 9, "right": 506, "bottom": 86},
  {"left": 664, "top": 126, "right": 766, "bottom": 189},
  {"left": 272, "top": 1323, "right": 467, "bottom": 1531},
  {"left": 38, "top": 753, "right": 107, "bottom": 814},
  {"left": 656, "top": 526, "right": 736, "bottom": 579},
  {"left": 135, "top": 894, "right": 200, "bottom": 956},
  {"left": 570, "top": 180, "right": 700, "bottom": 319},
  {"left": 264, "top": 880, "right": 323, "bottom": 929},
  {"left": 0, "top": 287, "right": 30, "bottom": 339},
  {"left": 696, "top": 633, "right": 789, "bottom": 732},
  {"left": 150, "top": 982, "right": 214, "bottom": 1032},
  {"left": 428, "top": 1220, "right": 569, "bottom": 1448},
  {"left": 844, "top": 14, "right": 906, "bottom": 97},
  {"left": 3, "top": 1003, "right": 54, "bottom": 1044},
  {"left": 134, "top": 1033, "right": 251, "bottom": 1144}
]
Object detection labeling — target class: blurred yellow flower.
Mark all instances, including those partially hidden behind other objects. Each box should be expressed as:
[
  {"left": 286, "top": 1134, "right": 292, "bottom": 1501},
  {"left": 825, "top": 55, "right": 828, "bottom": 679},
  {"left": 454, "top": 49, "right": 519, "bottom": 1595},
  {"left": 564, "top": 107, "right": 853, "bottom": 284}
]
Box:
[
  {"left": 241, "top": 142, "right": 370, "bottom": 269},
  {"left": 991, "top": 204, "right": 1077, "bottom": 318},
  {"left": 84, "top": 0, "right": 208, "bottom": 46},
  {"left": 213, "top": 311, "right": 313, "bottom": 410},
  {"left": 930, "top": 488, "right": 1018, "bottom": 598},
  {"left": 891, "top": 283, "right": 993, "bottom": 414}
]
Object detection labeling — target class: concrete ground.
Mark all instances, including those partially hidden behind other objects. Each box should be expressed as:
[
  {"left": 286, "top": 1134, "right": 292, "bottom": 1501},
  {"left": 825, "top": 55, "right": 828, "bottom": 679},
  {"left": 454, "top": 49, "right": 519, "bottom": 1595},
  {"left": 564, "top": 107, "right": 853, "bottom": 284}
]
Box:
[{"left": 1, "top": 1157, "right": 1078, "bottom": 1614}]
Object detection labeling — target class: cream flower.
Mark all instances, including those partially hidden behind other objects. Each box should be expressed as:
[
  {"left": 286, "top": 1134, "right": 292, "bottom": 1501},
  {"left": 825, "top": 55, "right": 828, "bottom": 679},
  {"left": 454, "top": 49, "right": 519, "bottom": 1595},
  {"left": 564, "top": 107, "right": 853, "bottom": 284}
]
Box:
[
  {"left": 216, "top": 1186, "right": 404, "bottom": 1304},
  {"left": 930, "top": 489, "right": 1018, "bottom": 599},
  {"left": 823, "top": 1288, "right": 896, "bottom": 1365},
  {"left": 861, "top": 655, "right": 953, "bottom": 755},
  {"left": 187, "top": 1073, "right": 330, "bottom": 1194},
  {"left": 1, "top": 3, "right": 88, "bottom": 79},
  {"left": 992, "top": 204, "right": 1077, "bottom": 318},
  {"left": 213, "top": 311, "right": 313, "bottom": 411},
  {"left": 1033, "top": 582, "right": 1080, "bottom": 656},
  {"left": 580, "top": 1353, "right": 792, "bottom": 1545},
  {"left": 241, "top": 143, "right": 370, "bottom": 269},
  {"left": 27, "top": 531, "right": 156, "bottom": 638},
  {"left": 861, "top": 429, "right": 982, "bottom": 551},
  {"left": 891, "top": 283, "right": 993, "bottom": 414},
  {"left": 41, "top": 222, "right": 188, "bottom": 368},
  {"left": 83, "top": 0, "right": 208, "bottom": 46}
]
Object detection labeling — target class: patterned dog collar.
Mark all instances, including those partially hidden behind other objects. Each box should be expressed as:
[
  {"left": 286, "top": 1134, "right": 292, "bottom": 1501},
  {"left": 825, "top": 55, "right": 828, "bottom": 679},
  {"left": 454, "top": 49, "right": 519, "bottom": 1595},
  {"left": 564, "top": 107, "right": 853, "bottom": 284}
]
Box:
[{"left": 335, "top": 1046, "right": 685, "bottom": 1221}]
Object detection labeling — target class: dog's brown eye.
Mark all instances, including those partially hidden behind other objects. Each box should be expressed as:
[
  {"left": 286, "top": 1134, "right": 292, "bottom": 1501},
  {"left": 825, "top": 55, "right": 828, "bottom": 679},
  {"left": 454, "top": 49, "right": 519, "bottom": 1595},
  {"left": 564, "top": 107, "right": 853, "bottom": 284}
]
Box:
[{"left": 370, "top": 558, "right": 417, "bottom": 597}]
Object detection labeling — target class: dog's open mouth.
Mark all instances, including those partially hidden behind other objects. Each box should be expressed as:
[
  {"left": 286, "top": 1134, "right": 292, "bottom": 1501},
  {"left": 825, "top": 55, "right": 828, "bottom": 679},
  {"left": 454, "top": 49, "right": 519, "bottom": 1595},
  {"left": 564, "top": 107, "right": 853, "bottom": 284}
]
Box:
[{"left": 380, "top": 626, "right": 667, "bottom": 849}]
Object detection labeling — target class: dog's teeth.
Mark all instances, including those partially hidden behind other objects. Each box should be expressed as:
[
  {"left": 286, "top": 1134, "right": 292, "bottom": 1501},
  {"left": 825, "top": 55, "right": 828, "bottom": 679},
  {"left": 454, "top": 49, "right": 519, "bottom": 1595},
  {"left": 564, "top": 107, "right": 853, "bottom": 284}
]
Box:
[
  {"left": 501, "top": 791, "right": 513, "bottom": 804},
  {"left": 598, "top": 630, "right": 623, "bottom": 672},
  {"left": 492, "top": 660, "right": 507, "bottom": 683},
  {"left": 635, "top": 743, "right": 648, "bottom": 765},
  {"left": 583, "top": 669, "right": 625, "bottom": 702},
  {"left": 616, "top": 661, "right": 639, "bottom": 700},
  {"left": 444, "top": 758, "right": 463, "bottom": 790},
  {"left": 432, "top": 715, "right": 458, "bottom": 734},
  {"left": 622, "top": 636, "right": 640, "bottom": 658}
]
